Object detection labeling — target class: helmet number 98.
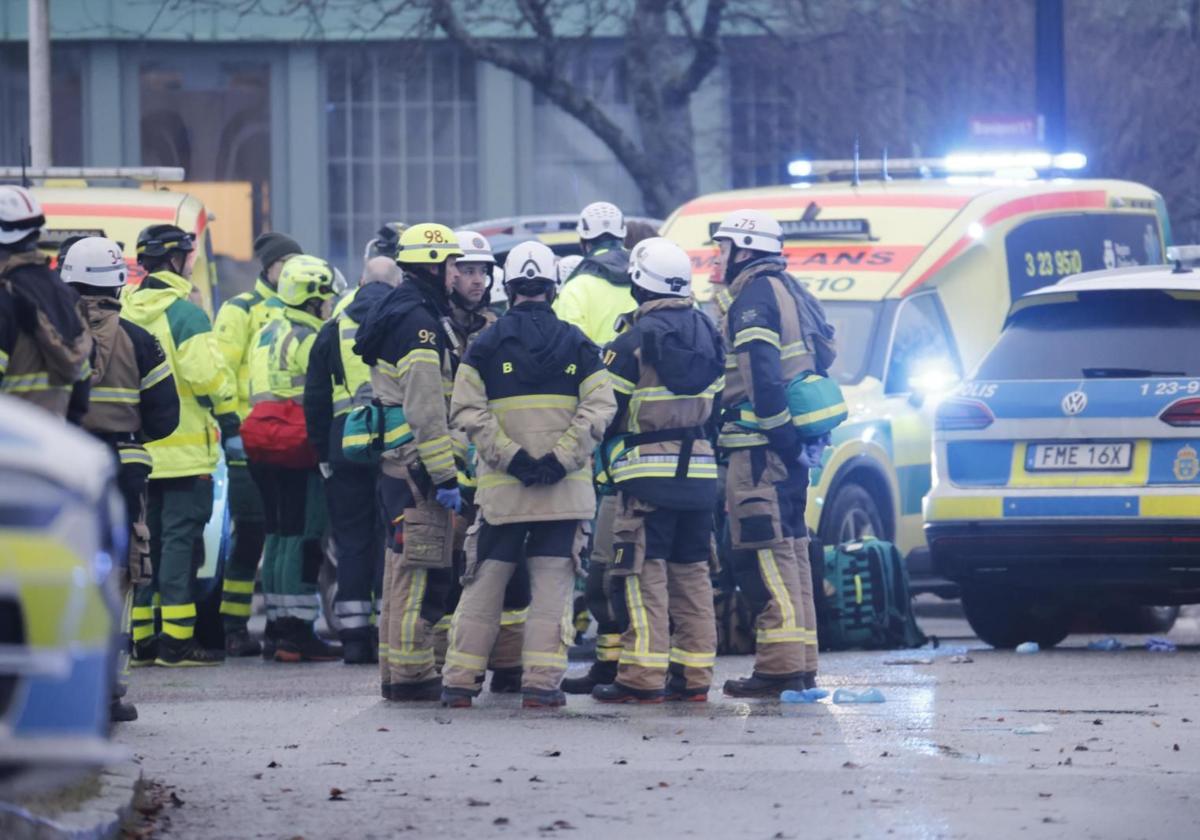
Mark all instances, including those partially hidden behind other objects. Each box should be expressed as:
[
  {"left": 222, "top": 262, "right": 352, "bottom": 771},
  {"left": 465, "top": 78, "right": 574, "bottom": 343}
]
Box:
[{"left": 424, "top": 229, "right": 446, "bottom": 243}]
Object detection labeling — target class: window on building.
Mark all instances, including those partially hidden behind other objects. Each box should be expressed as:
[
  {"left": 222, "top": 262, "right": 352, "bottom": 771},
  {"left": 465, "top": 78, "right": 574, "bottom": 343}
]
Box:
[
  {"left": 139, "top": 57, "right": 272, "bottom": 262},
  {"left": 0, "top": 46, "right": 84, "bottom": 166},
  {"left": 324, "top": 45, "right": 478, "bottom": 274}
]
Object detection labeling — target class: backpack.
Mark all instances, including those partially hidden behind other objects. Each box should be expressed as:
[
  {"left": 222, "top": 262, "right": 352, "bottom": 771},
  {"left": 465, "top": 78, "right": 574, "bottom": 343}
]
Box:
[
  {"left": 341, "top": 402, "right": 412, "bottom": 463},
  {"left": 242, "top": 399, "right": 318, "bottom": 469},
  {"left": 817, "top": 537, "right": 926, "bottom": 651}
]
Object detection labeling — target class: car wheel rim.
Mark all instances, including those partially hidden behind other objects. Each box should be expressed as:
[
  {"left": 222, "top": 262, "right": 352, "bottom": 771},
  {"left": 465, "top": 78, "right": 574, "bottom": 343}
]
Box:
[{"left": 840, "top": 508, "right": 875, "bottom": 543}]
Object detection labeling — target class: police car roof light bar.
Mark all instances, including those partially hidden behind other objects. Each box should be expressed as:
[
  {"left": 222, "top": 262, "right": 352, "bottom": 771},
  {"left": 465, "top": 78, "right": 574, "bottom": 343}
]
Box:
[{"left": 0, "top": 166, "right": 186, "bottom": 184}]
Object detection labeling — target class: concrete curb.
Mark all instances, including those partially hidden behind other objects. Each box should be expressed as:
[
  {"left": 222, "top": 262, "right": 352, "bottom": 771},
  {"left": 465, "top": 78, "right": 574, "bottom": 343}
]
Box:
[{"left": 0, "top": 761, "right": 143, "bottom": 840}]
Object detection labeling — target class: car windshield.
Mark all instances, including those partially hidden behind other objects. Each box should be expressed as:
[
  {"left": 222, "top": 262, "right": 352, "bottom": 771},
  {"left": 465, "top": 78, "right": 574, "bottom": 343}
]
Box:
[
  {"left": 821, "top": 300, "right": 881, "bottom": 385},
  {"left": 975, "top": 290, "right": 1200, "bottom": 379}
]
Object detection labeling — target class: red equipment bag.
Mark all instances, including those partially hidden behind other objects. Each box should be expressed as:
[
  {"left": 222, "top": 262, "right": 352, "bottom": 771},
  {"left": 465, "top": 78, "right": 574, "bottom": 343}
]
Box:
[{"left": 241, "top": 399, "right": 318, "bottom": 469}]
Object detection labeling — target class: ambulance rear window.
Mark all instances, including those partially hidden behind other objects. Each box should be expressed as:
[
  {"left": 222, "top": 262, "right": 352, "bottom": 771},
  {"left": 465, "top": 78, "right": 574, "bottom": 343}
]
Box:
[{"left": 975, "top": 291, "right": 1200, "bottom": 379}]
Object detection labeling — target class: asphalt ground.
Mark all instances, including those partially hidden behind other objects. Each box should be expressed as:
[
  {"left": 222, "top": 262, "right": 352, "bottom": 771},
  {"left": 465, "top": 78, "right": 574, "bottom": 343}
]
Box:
[{"left": 118, "top": 607, "right": 1200, "bottom": 839}]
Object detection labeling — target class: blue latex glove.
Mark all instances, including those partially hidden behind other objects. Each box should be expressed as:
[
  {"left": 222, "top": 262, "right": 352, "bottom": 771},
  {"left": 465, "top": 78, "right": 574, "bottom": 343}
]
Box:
[
  {"left": 224, "top": 434, "right": 246, "bottom": 462},
  {"left": 435, "top": 486, "right": 462, "bottom": 513},
  {"left": 796, "top": 433, "right": 831, "bottom": 469}
]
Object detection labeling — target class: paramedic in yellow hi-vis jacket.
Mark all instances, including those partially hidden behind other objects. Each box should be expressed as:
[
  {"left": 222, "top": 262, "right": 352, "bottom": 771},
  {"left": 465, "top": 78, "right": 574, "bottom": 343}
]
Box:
[
  {"left": 713, "top": 210, "right": 835, "bottom": 696},
  {"left": 122, "top": 224, "right": 241, "bottom": 668},
  {"left": 352, "top": 223, "right": 465, "bottom": 702},
  {"left": 442, "top": 241, "right": 615, "bottom": 710},
  {"left": 245, "top": 255, "right": 341, "bottom": 663},
  {"left": 213, "top": 232, "right": 301, "bottom": 658},
  {"left": 592, "top": 238, "right": 724, "bottom": 703}
]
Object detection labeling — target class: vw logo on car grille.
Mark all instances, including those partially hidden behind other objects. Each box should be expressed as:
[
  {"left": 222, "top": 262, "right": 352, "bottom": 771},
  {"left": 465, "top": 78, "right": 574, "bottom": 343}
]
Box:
[{"left": 1061, "top": 390, "right": 1088, "bottom": 416}]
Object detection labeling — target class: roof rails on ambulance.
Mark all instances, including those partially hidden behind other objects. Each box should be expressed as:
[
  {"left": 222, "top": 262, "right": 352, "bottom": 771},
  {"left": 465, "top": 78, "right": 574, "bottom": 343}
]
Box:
[{"left": 0, "top": 167, "right": 185, "bottom": 186}]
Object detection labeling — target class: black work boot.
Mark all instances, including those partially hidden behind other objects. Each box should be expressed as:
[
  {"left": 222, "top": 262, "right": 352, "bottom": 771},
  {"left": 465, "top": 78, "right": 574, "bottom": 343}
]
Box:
[
  {"left": 261, "top": 620, "right": 278, "bottom": 661},
  {"left": 722, "top": 671, "right": 805, "bottom": 699},
  {"left": 561, "top": 661, "right": 617, "bottom": 695},
  {"left": 802, "top": 672, "right": 818, "bottom": 690},
  {"left": 276, "top": 620, "right": 342, "bottom": 663},
  {"left": 441, "top": 687, "right": 476, "bottom": 708},
  {"left": 390, "top": 678, "right": 443, "bottom": 702},
  {"left": 489, "top": 666, "right": 523, "bottom": 694},
  {"left": 225, "top": 628, "right": 262, "bottom": 658},
  {"left": 592, "top": 682, "right": 666, "bottom": 704},
  {"left": 665, "top": 675, "right": 709, "bottom": 703},
  {"left": 131, "top": 640, "right": 158, "bottom": 668},
  {"left": 342, "top": 636, "right": 378, "bottom": 665},
  {"left": 156, "top": 638, "right": 223, "bottom": 667},
  {"left": 110, "top": 697, "right": 139, "bottom": 723},
  {"left": 522, "top": 688, "right": 567, "bottom": 709}
]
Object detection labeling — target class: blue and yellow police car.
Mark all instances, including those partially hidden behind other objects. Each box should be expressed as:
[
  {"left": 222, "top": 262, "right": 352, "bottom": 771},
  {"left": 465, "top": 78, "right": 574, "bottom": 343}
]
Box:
[{"left": 925, "top": 257, "right": 1200, "bottom": 647}]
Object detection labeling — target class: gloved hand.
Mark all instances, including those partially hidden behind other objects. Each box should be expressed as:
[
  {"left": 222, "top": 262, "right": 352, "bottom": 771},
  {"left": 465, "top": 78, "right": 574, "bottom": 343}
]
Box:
[
  {"left": 507, "top": 448, "right": 543, "bottom": 487},
  {"left": 796, "top": 433, "right": 831, "bottom": 470},
  {"left": 224, "top": 434, "right": 246, "bottom": 462},
  {"left": 535, "top": 453, "right": 567, "bottom": 485},
  {"left": 435, "top": 486, "right": 462, "bottom": 513},
  {"left": 318, "top": 462, "right": 333, "bottom": 480}
]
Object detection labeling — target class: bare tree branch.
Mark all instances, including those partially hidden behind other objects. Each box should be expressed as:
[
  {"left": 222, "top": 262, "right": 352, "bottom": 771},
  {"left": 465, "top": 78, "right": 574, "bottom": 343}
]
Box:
[{"left": 664, "top": 0, "right": 726, "bottom": 103}]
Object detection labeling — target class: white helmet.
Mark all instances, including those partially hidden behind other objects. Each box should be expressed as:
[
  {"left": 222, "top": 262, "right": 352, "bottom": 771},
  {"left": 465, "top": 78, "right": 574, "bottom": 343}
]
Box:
[
  {"left": 577, "top": 201, "right": 626, "bottom": 242},
  {"left": 0, "top": 185, "right": 45, "bottom": 246},
  {"left": 712, "top": 209, "right": 783, "bottom": 254},
  {"left": 556, "top": 254, "right": 583, "bottom": 287},
  {"left": 629, "top": 237, "right": 692, "bottom": 297},
  {"left": 503, "top": 240, "right": 557, "bottom": 296},
  {"left": 454, "top": 229, "right": 496, "bottom": 264},
  {"left": 59, "top": 236, "right": 128, "bottom": 287}
]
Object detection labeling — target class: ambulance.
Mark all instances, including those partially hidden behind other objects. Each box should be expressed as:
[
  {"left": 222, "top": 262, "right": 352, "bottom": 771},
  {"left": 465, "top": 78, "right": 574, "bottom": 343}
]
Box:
[{"left": 660, "top": 159, "right": 1171, "bottom": 592}]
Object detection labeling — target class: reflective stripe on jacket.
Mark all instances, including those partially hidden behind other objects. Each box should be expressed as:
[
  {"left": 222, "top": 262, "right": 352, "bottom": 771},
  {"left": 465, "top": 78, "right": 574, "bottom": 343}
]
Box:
[{"left": 214, "top": 278, "right": 285, "bottom": 419}]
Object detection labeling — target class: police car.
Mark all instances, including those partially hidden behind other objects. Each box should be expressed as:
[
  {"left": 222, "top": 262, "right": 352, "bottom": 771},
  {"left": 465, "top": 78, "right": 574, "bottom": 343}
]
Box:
[
  {"left": 925, "top": 254, "right": 1200, "bottom": 648},
  {"left": 0, "top": 396, "right": 126, "bottom": 769}
]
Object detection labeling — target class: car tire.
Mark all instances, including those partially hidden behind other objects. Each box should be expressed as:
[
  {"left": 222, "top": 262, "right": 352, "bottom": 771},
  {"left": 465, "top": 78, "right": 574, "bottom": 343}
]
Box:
[
  {"left": 318, "top": 540, "right": 342, "bottom": 637},
  {"left": 820, "top": 481, "right": 885, "bottom": 548},
  {"left": 961, "top": 587, "right": 1072, "bottom": 650}
]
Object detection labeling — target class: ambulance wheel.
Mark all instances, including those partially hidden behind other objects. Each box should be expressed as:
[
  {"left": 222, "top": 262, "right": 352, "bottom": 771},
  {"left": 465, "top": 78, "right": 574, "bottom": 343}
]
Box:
[
  {"left": 318, "top": 541, "right": 342, "bottom": 637},
  {"left": 961, "top": 587, "right": 1072, "bottom": 650},
  {"left": 821, "top": 482, "right": 885, "bottom": 547}
]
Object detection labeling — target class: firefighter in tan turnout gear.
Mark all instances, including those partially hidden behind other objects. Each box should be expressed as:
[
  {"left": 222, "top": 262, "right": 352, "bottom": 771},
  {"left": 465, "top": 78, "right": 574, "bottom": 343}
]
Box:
[
  {"left": 714, "top": 210, "right": 834, "bottom": 696},
  {"left": 592, "top": 237, "right": 724, "bottom": 703},
  {"left": 433, "top": 230, "right": 529, "bottom": 694},
  {"left": 352, "top": 223, "right": 465, "bottom": 702},
  {"left": 442, "top": 241, "right": 616, "bottom": 709}
]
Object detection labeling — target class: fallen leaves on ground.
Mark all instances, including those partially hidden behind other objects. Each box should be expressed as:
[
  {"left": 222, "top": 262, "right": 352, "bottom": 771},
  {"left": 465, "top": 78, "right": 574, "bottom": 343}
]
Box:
[{"left": 328, "top": 788, "right": 346, "bottom": 801}]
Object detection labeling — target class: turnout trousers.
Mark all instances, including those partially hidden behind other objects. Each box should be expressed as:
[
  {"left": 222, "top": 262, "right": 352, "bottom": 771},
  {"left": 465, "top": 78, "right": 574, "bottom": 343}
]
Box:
[
  {"left": 435, "top": 504, "right": 529, "bottom": 671},
  {"left": 723, "top": 447, "right": 818, "bottom": 677},
  {"left": 585, "top": 494, "right": 623, "bottom": 669},
  {"left": 377, "top": 460, "right": 455, "bottom": 686},
  {"left": 443, "top": 519, "right": 582, "bottom": 694},
  {"left": 609, "top": 497, "right": 717, "bottom": 693},
  {"left": 325, "top": 462, "right": 385, "bottom": 642}
]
